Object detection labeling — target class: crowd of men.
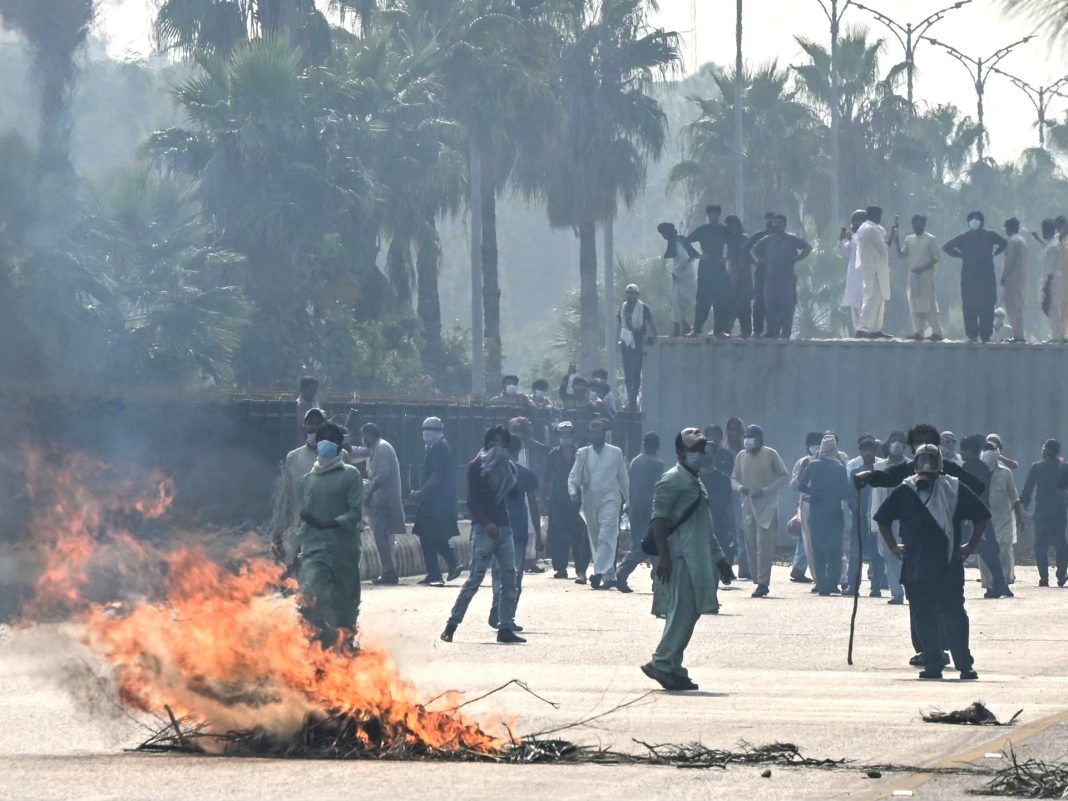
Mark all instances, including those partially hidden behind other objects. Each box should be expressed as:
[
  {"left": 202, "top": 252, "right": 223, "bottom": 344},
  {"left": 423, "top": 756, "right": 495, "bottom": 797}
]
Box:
[
  {"left": 658, "top": 204, "right": 1068, "bottom": 344},
  {"left": 275, "top": 377, "right": 1068, "bottom": 688}
]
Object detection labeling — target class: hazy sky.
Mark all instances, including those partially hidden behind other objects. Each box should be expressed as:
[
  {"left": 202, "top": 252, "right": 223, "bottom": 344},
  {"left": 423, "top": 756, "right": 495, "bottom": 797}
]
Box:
[{"left": 94, "top": 0, "right": 1068, "bottom": 161}]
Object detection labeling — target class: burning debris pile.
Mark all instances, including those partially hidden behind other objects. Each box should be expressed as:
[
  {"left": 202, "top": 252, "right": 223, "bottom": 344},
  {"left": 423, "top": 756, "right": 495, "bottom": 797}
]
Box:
[
  {"left": 921, "top": 702, "right": 1021, "bottom": 726},
  {"left": 17, "top": 449, "right": 506, "bottom": 758}
]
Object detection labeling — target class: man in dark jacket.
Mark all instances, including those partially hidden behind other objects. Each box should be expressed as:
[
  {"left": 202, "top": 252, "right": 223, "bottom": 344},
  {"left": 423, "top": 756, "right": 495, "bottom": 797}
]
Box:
[
  {"left": 942, "top": 211, "right": 1008, "bottom": 343},
  {"left": 411, "top": 417, "right": 462, "bottom": 586},
  {"left": 543, "top": 422, "right": 591, "bottom": 582},
  {"left": 1021, "top": 438, "right": 1068, "bottom": 586}
]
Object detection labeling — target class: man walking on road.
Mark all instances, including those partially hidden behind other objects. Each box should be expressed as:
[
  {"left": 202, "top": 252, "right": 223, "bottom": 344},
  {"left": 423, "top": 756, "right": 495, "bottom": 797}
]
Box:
[
  {"left": 569, "top": 419, "right": 629, "bottom": 590},
  {"left": 1021, "top": 439, "right": 1068, "bottom": 587},
  {"left": 616, "top": 432, "right": 665, "bottom": 593},
  {"left": 643, "top": 428, "right": 734, "bottom": 692},
  {"left": 352, "top": 423, "right": 405, "bottom": 586},
  {"left": 732, "top": 424, "right": 789, "bottom": 597}
]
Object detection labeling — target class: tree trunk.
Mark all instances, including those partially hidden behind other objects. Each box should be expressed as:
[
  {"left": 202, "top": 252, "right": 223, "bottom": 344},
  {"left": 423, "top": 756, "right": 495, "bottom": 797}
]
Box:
[
  {"left": 359, "top": 0, "right": 374, "bottom": 35},
  {"left": 469, "top": 139, "right": 485, "bottom": 396},
  {"left": 578, "top": 221, "right": 599, "bottom": 377},
  {"left": 385, "top": 235, "right": 413, "bottom": 309},
  {"left": 481, "top": 161, "right": 502, "bottom": 390},
  {"left": 602, "top": 217, "right": 616, "bottom": 391},
  {"left": 416, "top": 217, "right": 443, "bottom": 383}
]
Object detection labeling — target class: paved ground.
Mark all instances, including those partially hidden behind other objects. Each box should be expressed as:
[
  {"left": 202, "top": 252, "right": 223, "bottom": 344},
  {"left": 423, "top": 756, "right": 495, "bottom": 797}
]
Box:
[{"left": 2, "top": 561, "right": 1067, "bottom": 801}]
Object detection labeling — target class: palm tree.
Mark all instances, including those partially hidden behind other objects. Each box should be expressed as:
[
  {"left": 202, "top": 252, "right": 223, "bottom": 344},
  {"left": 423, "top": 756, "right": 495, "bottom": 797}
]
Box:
[
  {"left": 670, "top": 63, "right": 822, "bottom": 231},
  {"left": 521, "top": 0, "right": 677, "bottom": 374}
]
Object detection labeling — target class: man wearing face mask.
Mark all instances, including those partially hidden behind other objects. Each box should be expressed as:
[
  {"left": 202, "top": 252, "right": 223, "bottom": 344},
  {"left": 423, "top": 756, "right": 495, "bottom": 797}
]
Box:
[
  {"left": 942, "top": 211, "right": 1009, "bottom": 343},
  {"left": 896, "top": 214, "right": 944, "bottom": 341},
  {"left": 543, "top": 422, "right": 591, "bottom": 582},
  {"left": 790, "top": 432, "right": 825, "bottom": 586},
  {"left": 441, "top": 425, "right": 524, "bottom": 644},
  {"left": 349, "top": 423, "right": 405, "bottom": 586},
  {"left": 845, "top": 436, "right": 887, "bottom": 597},
  {"left": 568, "top": 419, "right": 630, "bottom": 590},
  {"left": 725, "top": 417, "right": 751, "bottom": 578},
  {"left": 491, "top": 374, "right": 534, "bottom": 410},
  {"left": 273, "top": 407, "right": 327, "bottom": 569},
  {"left": 731, "top": 424, "right": 789, "bottom": 597},
  {"left": 874, "top": 444, "right": 990, "bottom": 680},
  {"left": 939, "top": 431, "right": 963, "bottom": 466},
  {"left": 1020, "top": 439, "right": 1068, "bottom": 587},
  {"left": 980, "top": 441, "right": 1023, "bottom": 594},
  {"left": 509, "top": 417, "right": 548, "bottom": 574},
  {"left": 411, "top": 417, "right": 462, "bottom": 586},
  {"left": 798, "top": 434, "right": 854, "bottom": 595},
  {"left": 297, "top": 423, "right": 364, "bottom": 649},
  {"left": 959, "top": 434, "right": 1011, "bottom": 599},
  {"left": 642, "top": 428, "right": 735, "bottom": 691},
  {"left": 529, "top": 378, "right": 554, "bottom": 412}
]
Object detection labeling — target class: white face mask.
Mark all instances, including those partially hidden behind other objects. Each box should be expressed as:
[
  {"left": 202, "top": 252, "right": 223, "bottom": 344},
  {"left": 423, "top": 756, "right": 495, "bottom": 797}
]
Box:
[
  {"left": 968, "top": 218, "right": 982, "bottom": 231},
  {"left": 981, "top": 450, "right": 999, "bottom": 470},
  {"left": 533, "top": 389, "right": 547, "bottom": 399},
  {"left": 743, "top": 437, "right": 757, "bottom": 451},
  {"left": 306, "top": 432, "right": 316, "bottom": 447},
  {"left": 889, "top": 441, "right": 905, "bottom": 458},
  {"left": 808, "top": 445, "right": 819, "bottom": 457},
  {"left": 422, "top": 430, "right": 443, "bottom": 445},
  {"left": 505, "top": 384, "right": 518, "bottom": 395}
]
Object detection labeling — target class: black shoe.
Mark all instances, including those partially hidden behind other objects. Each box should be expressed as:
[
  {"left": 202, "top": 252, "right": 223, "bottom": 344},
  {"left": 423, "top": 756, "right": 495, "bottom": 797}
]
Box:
[
  {"left": 1059, "top": 575, "right": 1067, "bottom": 587},
  {"left": 752, "top": 584, "right": 769, "bottom": 598},
  {"left": 616, "top": 580, "right": 634, "bottom": 594},
  {"left": 737, "top": 571, "right": 751, "bottom": 580},
  {"left": 373, "top": 572, "right": 399, "bottom": 586},
  {"left": 497, "top": 629, "right": 526, "bottom": 644},
  {"left": 888, "top": 596, "right": 904, "bottom": 605},
  {"left": 601, "top": 579, "right": 618, "bottom": 590},
  {"left": 526, "top": 564, "right": 547, "bottom": 574},
  {"left": 870, "top": 589, "right": 883, "bottom": 598},
  {"left": 446, "top": 565, "right": 463, "bottom": 582},
  {"left": 818, "top": 591, "right": 831, "bottom": 596},
  {"left": 440, "top": 623, "right": 456, "bottom": 642},
  {"left": 909, "top": 653, "right": 924, "bottom": 667},
  {"left": 910, "top": 333, "right": 923, "bottom": 341},
  {"left": 641, "top": 661, "right": 685, "bottom": 690},
  {"left": 873, "top": 331, "right": 893, "bottom": 339},
  {"left": 789, "top": 570, "right": 813, "bottom": 584},
  {"left": 675, "top": 677, "right": 699, "bottom": 691},
  {"left": 512, "top": 624, "right": 524, "bottom": 632},
  {"left": 854, "top": 330, "right": 871, "bottom": 339},
  {"left": 983, "top": 589, "right": 1001, "bottom": 599},
  {"left": 488, "top": 610, "right": 499, "bottom": 630},
  {"left": 419, "top": 575, "right": 441, "bottom": 585},
  {"left": 574, "top": 575, "right": 587, "bottom": 585},
  {"left": 959, "top": 669, "right": 978, "bottom": 680},
  {"left": 1039, "top": 578, "right": 1050, "bottom": 587},
  {"left": 810, "top": 586, "right": 819, "bottom": 594},
  {"left": 918, "top": 670, "right": 943, "bottom": 680},
  {"left": 590, "top": 574, "right": 602, "bottom": 590},
  {"left": 553, "top": 570, "right": 569, "bottom": 579},
  {"left": 1001, "top": 587, "right": 1015, "bottom": 598},
  {"left": 929, "top": 333, "right": 944, "bottom": 341}
]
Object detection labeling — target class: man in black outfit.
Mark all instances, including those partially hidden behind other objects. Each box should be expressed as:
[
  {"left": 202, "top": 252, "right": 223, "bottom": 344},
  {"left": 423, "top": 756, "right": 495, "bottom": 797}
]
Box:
[
  {"left": 959, "top": 434, "right": 1012, "bottom": 598},
  {"left": 701, "top": 424, "right": 738, "bottom": 563},
  {"left": 1021, "top": 439, "right": 1068, "bottom": 587},
  {"left": 742, "top": 212, "right": 776, "bottom": 337},
  {"left": 874, "top": 444, "right": 990, "bottom": 680},
  {"left": 685, "top": 204, "right": 732, "bottom": 339},
  {"left": 941, "top": 211, "right": 1008, "bottom": 343}
]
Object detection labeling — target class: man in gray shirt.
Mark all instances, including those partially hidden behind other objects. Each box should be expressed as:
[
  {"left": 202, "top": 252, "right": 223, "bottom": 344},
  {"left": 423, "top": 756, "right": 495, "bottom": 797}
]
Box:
[
  {"left": 351, "top": 422, "right": 406, "bottom": 585},
  {"left": 616, "top": 432, "right": 666, "bottom": 593}
]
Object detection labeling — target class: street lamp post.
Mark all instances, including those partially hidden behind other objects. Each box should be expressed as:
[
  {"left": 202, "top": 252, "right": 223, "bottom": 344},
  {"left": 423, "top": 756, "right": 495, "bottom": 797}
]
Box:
[
  {"left": 987, "top": 67, "right": 1068, "bottom": 148},
  {"left": 813, "top": 0, "right": 854, "bottom": 229},
  {"left": 850, "top": 0, "right": 973, "bottom": 107},
  {"left": 734, "top": 0, "right": 744, "bottom": 220},
  {"left": 922, "top": 35, "right": 1036, "bottom": 161}
]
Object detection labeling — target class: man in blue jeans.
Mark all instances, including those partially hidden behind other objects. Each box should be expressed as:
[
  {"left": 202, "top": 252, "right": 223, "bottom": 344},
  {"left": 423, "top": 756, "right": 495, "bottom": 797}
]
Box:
[
  {"left": 490, "top": 436, "right": 541, "bottom": 628},
  {"left": 441, "top": 425, "right": 525, "bottom": 644}
]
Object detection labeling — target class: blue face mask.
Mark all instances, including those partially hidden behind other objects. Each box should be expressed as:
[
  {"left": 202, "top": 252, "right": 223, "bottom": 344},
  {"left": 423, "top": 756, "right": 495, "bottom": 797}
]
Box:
[
  {"left": 684, "top": 452, "right": 703, "bottom": 469},
  {"left": 968, "top": 218, "right": 982, "bottom": 231},
  {"left": 317, "top": 440, "right": 340, "bottom": 459}
]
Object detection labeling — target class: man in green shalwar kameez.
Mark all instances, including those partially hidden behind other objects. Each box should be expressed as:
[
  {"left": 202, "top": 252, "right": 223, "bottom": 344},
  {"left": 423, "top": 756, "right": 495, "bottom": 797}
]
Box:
[
  {"left": 643, "top": 428, "right": 735, "bottom": 691},
  {"left": 298, "top": 423, "right": 364, "bottom": 649}
]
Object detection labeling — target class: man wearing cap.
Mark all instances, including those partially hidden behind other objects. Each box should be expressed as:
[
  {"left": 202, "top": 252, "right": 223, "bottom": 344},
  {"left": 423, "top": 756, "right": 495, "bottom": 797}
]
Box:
[
  {"left": 642, "top": 428, "right": 735, "bottom": 691},
  {"left": 568, "top": 418, "right": 630, "bottom": 589},
  {"left": 542, "top": 422, "right": 591, "bottom": 581},
  {"left": 618, "top": 284, "right": 657, "bottom": 410},
  {"left": 1021, "top": 439, "right": 1068, "bottom": 587},
  {"left": 874, "top": 444, "right": 990, "bottom": 680},
  {"left": 731, "top": 424, "right": 789, "bottom": 597},
  {"left": 411, "top": 417, "right": 462, "bottom": 585}
]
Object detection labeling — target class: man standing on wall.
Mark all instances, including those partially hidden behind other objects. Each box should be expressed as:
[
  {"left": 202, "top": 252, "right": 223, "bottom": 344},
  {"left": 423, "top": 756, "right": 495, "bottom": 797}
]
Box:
[
  {"left": 1000, "top": 217, "right": 1029, "bottom": 343},
  {"left": 686, "top": 204, "right": 732, "bottom": 339},
  {"left": 855, "top": 205, "right": 895, "bottom": 339},
  {"left": 750, "top": 214, "right": 813, "bottom": 340},
  {"left": 942, "top": 211, "right": 1008, "bottom": 343},
  {"left": 896, "top": 214, "right": 944, "bottom": 341}
]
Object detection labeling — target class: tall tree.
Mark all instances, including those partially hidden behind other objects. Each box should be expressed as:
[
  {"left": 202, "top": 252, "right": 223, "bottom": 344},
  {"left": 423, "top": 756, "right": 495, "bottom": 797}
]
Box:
[{"left": 522, "top": 0, "right": 677, "bottom": 375}]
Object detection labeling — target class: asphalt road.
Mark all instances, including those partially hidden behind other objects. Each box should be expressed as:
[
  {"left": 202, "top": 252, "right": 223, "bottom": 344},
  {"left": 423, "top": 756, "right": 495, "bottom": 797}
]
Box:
[{"left": 2, "top": 561, "right": 1066, "bottom": 801}]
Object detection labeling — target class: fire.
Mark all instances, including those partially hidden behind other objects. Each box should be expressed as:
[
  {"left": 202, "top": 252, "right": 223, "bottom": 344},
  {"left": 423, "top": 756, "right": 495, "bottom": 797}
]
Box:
[{"left": 18, "top": 449, "right": 505, "bottom": 755}]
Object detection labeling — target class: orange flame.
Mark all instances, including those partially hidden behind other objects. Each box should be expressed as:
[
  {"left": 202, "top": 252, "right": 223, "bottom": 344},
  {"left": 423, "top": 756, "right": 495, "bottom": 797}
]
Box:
[{"left": 20, "top": 449, "right": 505, "bottom": 754}]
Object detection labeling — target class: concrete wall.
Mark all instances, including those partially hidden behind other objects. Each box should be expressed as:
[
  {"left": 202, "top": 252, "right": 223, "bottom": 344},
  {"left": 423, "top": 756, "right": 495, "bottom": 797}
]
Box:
[{"left": 644, "top": 337, "right": 1068, "bottom": 468}]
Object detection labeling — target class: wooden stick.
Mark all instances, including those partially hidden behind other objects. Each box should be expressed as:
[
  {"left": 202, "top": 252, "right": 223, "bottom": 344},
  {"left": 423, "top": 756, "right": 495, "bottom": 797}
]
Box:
[
  {"left": 165, "top": 705, "right": 188, "bottom": 751},
  {"left": 847, "top": 485, "right": 862, "bottom": 666}
]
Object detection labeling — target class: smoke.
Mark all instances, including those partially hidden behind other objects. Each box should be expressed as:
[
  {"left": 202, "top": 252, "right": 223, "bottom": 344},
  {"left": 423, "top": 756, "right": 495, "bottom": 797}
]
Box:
[{"left": 0, "top": 0, "right": 97, "bottom": 173}]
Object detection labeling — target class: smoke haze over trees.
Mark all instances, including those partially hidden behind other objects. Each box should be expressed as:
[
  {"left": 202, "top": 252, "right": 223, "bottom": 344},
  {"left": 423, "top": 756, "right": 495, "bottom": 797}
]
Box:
[{"left": 2, "top": 1, "right": 1068, "bottom": 395}]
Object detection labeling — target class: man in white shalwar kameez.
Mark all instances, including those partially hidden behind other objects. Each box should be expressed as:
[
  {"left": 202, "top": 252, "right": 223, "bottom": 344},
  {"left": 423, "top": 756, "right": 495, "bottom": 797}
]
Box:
[
  {"left": 855, "top": 205, "right": 895, "bottom": 339},
  {"left": 569, "top": 419, "right": 629, "bottom": 589}
]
